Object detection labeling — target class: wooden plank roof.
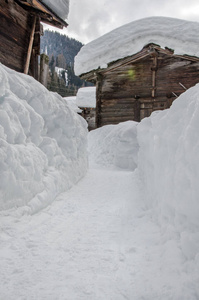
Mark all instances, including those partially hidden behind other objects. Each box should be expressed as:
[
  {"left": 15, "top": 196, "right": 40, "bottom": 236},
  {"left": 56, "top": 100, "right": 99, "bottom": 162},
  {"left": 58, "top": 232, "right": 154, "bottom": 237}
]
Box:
[{"left": 15, "top": 0, "right": 68, "bottom": 28}]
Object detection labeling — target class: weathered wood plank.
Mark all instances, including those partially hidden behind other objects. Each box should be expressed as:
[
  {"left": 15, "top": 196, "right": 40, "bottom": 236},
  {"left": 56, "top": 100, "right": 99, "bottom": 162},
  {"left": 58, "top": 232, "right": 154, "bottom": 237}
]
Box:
[
  {"left": 0, "top": 0, "right": 31, "bottom": 72},
  {"left": 101, "top": 115, "right": 135, "bottom": 122},
  {"left": 0, "top": 0, "right": 40, "bottom": 78},
  {"left": 24, "top": 15, "right": 36, "bottom": 74}
]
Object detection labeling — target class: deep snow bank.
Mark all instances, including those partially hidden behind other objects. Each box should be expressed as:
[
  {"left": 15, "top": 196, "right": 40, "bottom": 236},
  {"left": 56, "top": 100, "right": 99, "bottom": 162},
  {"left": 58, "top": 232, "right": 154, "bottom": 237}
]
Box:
[
  {"left": 88, "top": 121, "right": 138, "bottom": 170},
  {"left": 137, "top": 85, "right": 199, "bottom": 260},
  {"left": 0, "top": 64, "right": 87, "bottom": 215}
]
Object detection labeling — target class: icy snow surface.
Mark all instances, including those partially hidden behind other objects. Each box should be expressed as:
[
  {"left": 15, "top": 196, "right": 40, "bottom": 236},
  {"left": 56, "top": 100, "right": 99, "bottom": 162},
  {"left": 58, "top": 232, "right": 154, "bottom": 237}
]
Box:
[
  {"left": 41, "top": 0, "right": 69, "bottom": 21},
  {"left": 0, "top": 64, "right": 87, "bottom": 215},
  {"left": 76, "top": 86, "right": 96, "bottom": 108},
  {"left": 75, "top": 16, "right": 199, "bottom": 76},
  {"left": 0, "top": 64, "right": 199, "bottom": 299}
]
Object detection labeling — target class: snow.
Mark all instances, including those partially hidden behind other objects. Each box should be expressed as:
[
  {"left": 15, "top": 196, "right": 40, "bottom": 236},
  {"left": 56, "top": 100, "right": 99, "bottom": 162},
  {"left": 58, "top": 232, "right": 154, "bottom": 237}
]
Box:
[
  {"left": 0, "top": 63, "right": 87, "bottom": 215},
  {"left": 0, "top": 168, "right": 145, "bottom": 299},
  {"left": 64, "top": 96, "right": 82, "bottom": 113},
  {"left": 88, "top": 121, "right": 138, "bottom": 170},
  {"left": 55, "top": 66, "right": 68, "bottom": 85},
  {"left": 0, "top": 62, "right": 199, "bottom": 298},
  {"left": 76, "top": 86, "right": 96, "bottom": 108},
  {"left": 137, "top": 85, "right": 199, "bottom": 261},
  {"left": 75, "top": 16, "right": 199, "bottom": 76},
  {"left": 41, "top": 0, "right": 69, "bottom": 21}
]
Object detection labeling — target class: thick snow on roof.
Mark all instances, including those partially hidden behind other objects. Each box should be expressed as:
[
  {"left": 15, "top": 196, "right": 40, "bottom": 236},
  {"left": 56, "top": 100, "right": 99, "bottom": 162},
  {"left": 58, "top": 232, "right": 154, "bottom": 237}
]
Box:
[
  {"left": 75, "top": 16, "right": 199, "bottom": 76},
  {"left": 41, "top": 0, "right": 69, "bottom": 21},
  {"left": 64, "top": 96, "right": 82, "bottom": 113},
  {"left": 76, "top": 87, "right": 96, "bottom": 108}
]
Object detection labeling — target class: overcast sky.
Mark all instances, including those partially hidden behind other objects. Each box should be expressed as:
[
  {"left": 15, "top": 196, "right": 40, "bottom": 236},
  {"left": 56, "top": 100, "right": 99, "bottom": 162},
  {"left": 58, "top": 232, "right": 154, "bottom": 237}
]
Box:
[{"left": 49, "top": 0, "right": 199, "bottom": 44}]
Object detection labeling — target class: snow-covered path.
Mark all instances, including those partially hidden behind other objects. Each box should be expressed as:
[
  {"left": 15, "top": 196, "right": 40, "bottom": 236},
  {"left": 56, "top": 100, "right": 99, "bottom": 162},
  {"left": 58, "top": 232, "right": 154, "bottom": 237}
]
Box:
[
  {"left": 0, "top": 166, "right": 196, "bottom": 300},
  {"left": 1, "top": 59, "right": 199, "bottom": 300}
]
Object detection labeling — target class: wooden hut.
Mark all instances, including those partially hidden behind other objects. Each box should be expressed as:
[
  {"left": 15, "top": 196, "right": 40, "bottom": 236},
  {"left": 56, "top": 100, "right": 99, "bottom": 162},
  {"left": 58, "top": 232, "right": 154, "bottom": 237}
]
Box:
[
  {"left": 0, "top": 0, "right": 68, "bottom": 79},
  {"left": 75, "top": 17, "right": 199, "bottom": 127}
]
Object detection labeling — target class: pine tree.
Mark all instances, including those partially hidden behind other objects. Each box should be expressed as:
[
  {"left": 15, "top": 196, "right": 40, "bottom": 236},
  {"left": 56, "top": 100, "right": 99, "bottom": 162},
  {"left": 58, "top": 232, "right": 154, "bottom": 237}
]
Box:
[{"left": 41, "top": 30, "right": 93, "bottom": 97}]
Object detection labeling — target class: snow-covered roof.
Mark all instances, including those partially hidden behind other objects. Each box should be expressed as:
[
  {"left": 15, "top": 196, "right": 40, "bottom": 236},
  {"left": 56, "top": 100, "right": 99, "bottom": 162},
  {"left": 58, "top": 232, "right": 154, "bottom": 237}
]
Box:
[
  {"left": 75, "top": 17, "right": 199, "bottom": 76},
  {"left": 64, "top": 96, "right": 82, "bottom": 113},
  {"left": 41, "top": 0, "right": 69, "bottom": 21},
  {"left": 76, "top": 87, "right": 96, "bottom": 108}
]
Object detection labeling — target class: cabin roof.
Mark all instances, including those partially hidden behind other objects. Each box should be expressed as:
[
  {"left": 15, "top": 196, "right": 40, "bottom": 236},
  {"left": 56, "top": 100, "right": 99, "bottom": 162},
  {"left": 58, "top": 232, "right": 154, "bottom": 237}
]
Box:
[
  {"left": 74, "top": 17, "right": 199, "bottom": 77},
  {"left": 16, "top": 0, "right": 68, "bottom": 28},
  {"left": 79, "top": 43, "right": 199, "bottom": 82}
]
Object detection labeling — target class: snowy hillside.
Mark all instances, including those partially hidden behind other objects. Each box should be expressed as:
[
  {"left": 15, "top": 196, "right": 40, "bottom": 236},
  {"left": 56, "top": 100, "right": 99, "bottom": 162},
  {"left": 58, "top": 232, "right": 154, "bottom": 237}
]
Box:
[
  {"left": 0, "top": 64, "right": 87, "bottom": 215},
  {"left": 75, "top": 16, "right": 199, "bottom": 76}
]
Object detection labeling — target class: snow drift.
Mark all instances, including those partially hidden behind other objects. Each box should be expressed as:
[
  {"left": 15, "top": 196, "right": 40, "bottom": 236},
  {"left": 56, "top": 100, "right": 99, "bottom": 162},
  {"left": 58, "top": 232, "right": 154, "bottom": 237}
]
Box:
[
  {"left": 0, "top": 64, "right": 88, "bottom": 215},
  {"left": 137, "top": 85, "right": 199, "bottom": 260},
  {"left": 75, "top": 16, "right": 199, "bottom": 76},
  {"left": 88, "top": 121, "right": 138, "bottom": 170}
]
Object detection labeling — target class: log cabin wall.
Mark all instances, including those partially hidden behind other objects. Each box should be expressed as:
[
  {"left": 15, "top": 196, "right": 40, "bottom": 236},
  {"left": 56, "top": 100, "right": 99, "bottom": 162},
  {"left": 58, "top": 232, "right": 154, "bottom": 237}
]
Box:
[
  {"left": 155, "top": 53, "right": 199, "bottom": 109},
  {"left": 0, "top": 0, "right": 40, "bottom": 78},
  {"left": 95, "top": 48, "right": 199, "bottom": 127},
  {"left": 97, "top": 55, "right": 153, "bottom": 127}
]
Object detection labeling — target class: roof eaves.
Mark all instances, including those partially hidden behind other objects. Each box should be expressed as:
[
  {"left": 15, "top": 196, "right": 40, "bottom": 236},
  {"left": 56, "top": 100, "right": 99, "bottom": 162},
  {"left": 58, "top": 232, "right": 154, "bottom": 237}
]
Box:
[
  {"left": 15, "top": 0, "right": 68, "bottom": 28},
  {"left": 37, "top": 0, "right": 68, "bottom": 28}
]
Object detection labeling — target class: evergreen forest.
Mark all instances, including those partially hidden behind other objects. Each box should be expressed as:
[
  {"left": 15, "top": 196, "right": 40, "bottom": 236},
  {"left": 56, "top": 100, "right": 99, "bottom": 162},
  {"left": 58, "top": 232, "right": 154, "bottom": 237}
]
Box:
[{"left": 40, "top": 30, "right": 92, "bottom": 97}]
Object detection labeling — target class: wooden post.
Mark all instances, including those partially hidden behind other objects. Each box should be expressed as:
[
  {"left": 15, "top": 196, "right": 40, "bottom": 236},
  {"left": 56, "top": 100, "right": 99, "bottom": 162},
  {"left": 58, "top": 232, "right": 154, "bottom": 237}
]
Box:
[
  {"left": 40, "top": 53, "right": 49, "bottom": 87},
  {"left": 24, "top": 16, "right": 36, "bottom": 75},
  {"left": 150, "top": 50, "right": 158, "bottom": 115},
  {"left": 151, "top": 52, "right": 158, "bottom": 99},
  {"left": 96, "top": 73, "right": 103, "bottom": 128}
]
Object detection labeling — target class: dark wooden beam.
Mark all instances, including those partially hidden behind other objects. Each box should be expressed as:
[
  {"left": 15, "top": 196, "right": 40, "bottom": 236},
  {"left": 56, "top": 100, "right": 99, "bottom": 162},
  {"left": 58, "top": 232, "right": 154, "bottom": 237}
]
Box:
[
  {"left": 15, "top": 0, "right": 68, "bottom": 28},
  {"left": 24, "top": 15, "right": 36, "bottom": 74}
]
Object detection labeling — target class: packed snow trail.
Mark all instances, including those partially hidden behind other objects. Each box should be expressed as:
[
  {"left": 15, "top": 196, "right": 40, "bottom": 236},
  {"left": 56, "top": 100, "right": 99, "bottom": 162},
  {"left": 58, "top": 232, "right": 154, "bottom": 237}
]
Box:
[
  {"left": 1, "top": 165, "right": 195, "bottom": 300},
  {"left": 0, "top": 167, "right": 140, "bottom": 300}
]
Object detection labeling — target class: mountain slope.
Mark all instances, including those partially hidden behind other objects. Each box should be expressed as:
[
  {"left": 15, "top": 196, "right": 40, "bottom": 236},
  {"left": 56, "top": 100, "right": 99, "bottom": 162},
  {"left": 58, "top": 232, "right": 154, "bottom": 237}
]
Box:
[{"left": 41, "top": 30, "right": 83, "bottom": 67}]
